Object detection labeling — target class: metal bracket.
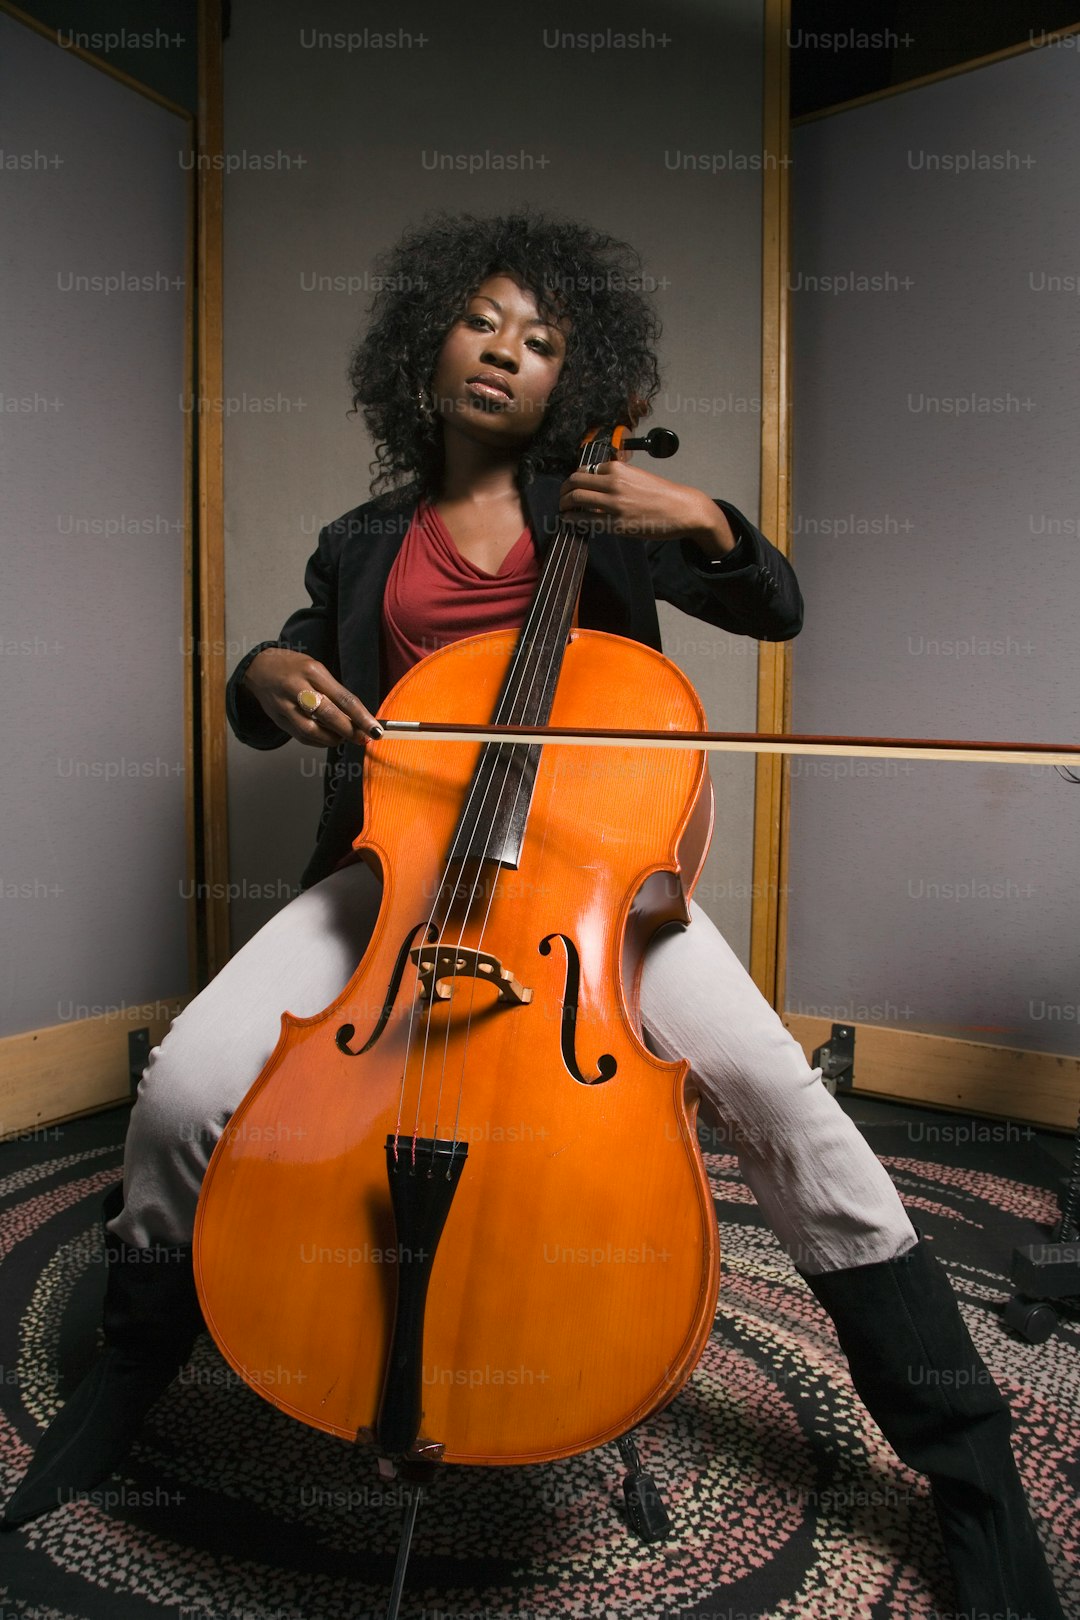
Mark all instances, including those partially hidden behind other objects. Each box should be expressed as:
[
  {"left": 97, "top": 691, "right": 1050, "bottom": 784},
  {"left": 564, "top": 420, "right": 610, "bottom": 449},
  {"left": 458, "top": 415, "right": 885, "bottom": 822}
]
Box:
[
  {"left": 616, "top": 1431, "right": 671, "bottom": 1543},
  {"left": 127, "top": 1027, "right": 150, "bottom": 1098},
  {"left": 812, "top": 1023, "right": 855, "bottom": 1095}
]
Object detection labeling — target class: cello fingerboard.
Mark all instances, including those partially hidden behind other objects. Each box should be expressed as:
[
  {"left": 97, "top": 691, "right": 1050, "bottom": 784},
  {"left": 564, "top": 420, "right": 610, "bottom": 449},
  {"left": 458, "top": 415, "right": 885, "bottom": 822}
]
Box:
[{"left": 449, "top": 432, "right": 613, "bottom": 869}]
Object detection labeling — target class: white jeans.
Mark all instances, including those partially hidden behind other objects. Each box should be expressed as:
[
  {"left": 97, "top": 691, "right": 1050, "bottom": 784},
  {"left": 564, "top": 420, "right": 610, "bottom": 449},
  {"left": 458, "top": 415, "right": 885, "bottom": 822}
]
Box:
[{"left": 110, "top": 863, "right": 916, "bottom": 1274}]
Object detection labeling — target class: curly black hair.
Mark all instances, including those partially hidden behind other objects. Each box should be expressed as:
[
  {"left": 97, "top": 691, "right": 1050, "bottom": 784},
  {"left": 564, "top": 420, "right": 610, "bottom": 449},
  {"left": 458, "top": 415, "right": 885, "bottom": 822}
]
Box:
[{"left": 346, "top": 210, "right": 662, "bottom": 496}]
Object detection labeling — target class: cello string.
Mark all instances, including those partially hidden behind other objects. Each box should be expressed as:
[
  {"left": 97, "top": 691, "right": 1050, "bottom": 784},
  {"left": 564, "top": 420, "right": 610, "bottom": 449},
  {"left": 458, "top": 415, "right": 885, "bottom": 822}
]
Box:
[
  {"left": 392, "top": 445, "right": 596, "bottom": 1165},
  {"left": 440, "top": 517, "right": 590, "bottom": 1159},
  {"left": 391, "top": 503, "right": 578, "bottom": 1155},
  {"left": 438, "top": 439, "right": 606, "bottom": 1161},
  {"left": 427, "top": 492, "right": 591, "bottom": 1160},
  {"left": 426, "top": 439, "right": 602, "bottom": 1160}
]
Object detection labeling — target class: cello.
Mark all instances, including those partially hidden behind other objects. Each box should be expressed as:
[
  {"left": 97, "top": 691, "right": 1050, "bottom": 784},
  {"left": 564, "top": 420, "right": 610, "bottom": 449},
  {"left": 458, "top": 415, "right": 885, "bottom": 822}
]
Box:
[{"left": 193, "top": 421, "right": 719, "bottom": 1486}]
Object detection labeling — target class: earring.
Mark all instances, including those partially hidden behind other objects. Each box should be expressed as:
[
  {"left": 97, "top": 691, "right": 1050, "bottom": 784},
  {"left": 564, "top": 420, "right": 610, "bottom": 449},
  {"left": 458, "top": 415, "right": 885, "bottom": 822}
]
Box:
[{"left": 417, "top": 384, "right": 434, "bottom": 419}]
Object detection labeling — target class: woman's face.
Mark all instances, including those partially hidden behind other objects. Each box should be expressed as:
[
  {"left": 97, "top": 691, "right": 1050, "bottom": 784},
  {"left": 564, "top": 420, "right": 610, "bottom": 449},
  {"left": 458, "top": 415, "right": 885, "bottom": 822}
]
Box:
[{"left": 429, "top": 273, "right": 568, "bottom": 454}]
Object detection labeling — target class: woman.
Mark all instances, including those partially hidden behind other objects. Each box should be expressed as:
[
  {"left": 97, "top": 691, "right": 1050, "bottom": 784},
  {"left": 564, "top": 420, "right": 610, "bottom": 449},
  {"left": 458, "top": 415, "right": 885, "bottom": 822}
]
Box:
[{"left": 3, "top": 212, "right": 1065, "bottom": 1620}]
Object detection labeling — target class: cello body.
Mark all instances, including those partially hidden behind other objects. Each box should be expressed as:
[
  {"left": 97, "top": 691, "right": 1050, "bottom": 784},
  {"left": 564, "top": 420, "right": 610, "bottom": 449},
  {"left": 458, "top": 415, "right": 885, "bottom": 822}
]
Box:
[{"left": 194, "top": 624, "right": 719, "bottom": 1466}]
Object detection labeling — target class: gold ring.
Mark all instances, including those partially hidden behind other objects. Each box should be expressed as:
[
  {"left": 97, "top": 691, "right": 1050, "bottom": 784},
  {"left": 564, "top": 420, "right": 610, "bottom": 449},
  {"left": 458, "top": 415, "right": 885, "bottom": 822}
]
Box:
[{"left": 297, "top": 688, "right": 323, "bottom": 715}]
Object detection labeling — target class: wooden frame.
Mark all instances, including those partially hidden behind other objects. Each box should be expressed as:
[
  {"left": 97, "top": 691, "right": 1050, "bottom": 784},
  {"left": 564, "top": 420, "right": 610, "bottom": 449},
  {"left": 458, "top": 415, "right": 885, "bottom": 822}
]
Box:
[
  {"left": 793, "top": 21, "right": 1080, "bottom": 128},
  {"left": 0, "top": 2, "right": 196, "bottom": 1138},
  {"left": 0, "top": 1, "right": 192, "bottom": 118},
  {"left": 749, "top": 0, "right": 794, "bottom": 1005},
  {"left": 197, "top": 0, "right": 230, "bottom": 977},
  {"left": 0, "top": 1002, "right": 189, "bottom": 1140},
  {"left": 785, "top": 1015, "right": 1080, "bottom": 1133}
]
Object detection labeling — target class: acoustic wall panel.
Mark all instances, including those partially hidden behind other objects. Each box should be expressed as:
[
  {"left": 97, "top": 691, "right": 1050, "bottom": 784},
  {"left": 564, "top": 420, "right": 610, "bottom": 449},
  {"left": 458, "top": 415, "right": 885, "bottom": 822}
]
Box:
[
  {"left": 788, "top": 43, "right": 1080, "bottom": 1056},
  {"left": 0, "top": 12, "right": 192, "bottom": 1045}
]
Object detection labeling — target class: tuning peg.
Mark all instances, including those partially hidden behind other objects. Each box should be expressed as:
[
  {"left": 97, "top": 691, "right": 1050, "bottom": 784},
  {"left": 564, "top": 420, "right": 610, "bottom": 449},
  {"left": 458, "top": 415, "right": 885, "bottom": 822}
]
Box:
[{"left": 622, "top": 428, "right": 679, "bottom": 458}]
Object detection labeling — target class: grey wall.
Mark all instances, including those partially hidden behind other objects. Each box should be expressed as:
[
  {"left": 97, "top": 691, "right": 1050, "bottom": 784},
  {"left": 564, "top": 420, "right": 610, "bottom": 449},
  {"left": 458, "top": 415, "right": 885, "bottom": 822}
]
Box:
[
  {"left": 222, "top": 0, "right": 770, "bottom": 956},
  {"left": 0, "top": 12, "right": 191, "bottom": 1038},
  {"left": 787, "top": 43, "right": 1080, "bottom": 1055}
]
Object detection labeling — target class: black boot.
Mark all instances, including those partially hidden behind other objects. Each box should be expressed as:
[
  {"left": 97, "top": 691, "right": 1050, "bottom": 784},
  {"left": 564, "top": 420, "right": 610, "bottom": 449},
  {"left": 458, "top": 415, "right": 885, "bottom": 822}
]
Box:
[
  {"left": 804, "top": 1236, "right": 1065, "bottom": 1620},
  {"left": 2, "top": 1184, "right": 204, "bottom": 1528}
]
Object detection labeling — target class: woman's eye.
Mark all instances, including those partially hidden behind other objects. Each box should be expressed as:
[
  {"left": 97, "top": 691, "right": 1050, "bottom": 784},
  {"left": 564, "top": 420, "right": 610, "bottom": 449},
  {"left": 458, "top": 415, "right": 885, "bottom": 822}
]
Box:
[{"left": 465, "top": 314, "right": 493, "bottom": 330}]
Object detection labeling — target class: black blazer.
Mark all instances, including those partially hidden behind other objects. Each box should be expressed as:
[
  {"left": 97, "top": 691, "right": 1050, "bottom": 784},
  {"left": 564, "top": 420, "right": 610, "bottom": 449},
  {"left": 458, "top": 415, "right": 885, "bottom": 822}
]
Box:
[{"left": 227, "top": 474, "right": 803, "bottom": 888}]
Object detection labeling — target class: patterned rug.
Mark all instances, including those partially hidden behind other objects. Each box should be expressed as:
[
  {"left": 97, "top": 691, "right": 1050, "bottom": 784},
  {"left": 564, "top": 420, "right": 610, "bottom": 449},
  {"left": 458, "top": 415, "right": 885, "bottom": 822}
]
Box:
[{"left": 1, "top": 1101, "right": 1077, "bottom": 1619}]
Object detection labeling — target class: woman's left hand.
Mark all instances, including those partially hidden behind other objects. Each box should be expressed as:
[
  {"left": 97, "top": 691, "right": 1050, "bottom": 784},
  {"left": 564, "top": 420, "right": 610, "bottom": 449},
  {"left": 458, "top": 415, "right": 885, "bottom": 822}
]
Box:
[{"left": 558, "top": 459, "right": 737, "bottom": 559}]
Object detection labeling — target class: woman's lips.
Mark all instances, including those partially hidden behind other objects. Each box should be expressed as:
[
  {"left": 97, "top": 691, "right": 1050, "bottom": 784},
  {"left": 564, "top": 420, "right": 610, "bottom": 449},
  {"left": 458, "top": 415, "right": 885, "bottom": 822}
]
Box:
[{"left": 466, "top": 376, "right": 513, "bottom": 403}]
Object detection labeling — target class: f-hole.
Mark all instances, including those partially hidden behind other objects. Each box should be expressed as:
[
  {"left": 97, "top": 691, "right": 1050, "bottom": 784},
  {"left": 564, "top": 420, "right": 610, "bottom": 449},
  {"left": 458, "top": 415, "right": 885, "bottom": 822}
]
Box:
[
  {"left": 336, "top": 922, "right": 433, "bottom": 1056},
  {"left": 539, "top": 933, "right": 617, "bottom": 1086}
]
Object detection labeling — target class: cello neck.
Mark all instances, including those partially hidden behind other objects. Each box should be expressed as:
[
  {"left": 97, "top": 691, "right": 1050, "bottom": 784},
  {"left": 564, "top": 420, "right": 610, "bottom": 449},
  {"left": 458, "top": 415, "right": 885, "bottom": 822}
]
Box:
[
  {"left": 494, "top": 427, "right": 618, "bottom": 728},
  {"left": 446, "top": 427, "right": 620, "bottom": 870}
]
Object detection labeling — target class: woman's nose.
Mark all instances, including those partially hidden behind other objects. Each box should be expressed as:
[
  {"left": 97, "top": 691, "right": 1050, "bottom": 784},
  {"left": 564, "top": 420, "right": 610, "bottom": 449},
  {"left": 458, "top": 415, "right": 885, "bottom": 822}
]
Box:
[{"left": 480, "top": 342, "right": 518, "bottom": 373}]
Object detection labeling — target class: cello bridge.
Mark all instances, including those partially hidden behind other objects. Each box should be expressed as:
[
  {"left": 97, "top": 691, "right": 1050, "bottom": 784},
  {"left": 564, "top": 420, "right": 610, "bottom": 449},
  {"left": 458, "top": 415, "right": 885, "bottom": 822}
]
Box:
[{"left": 410, "top": 946, "right": 532, "bottom": 1007}]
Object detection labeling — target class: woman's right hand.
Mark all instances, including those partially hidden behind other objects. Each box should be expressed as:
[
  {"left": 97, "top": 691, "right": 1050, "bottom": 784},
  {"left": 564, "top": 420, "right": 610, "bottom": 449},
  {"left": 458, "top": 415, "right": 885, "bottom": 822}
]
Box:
[{"left": 242, "top": 648, "right": 383, "bottom": 746}]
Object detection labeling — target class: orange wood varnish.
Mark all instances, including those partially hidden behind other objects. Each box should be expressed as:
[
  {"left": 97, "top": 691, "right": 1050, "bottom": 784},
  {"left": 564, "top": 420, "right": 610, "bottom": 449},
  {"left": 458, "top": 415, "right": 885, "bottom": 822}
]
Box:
[{"left": 194, "top": 629, "right": 719, "bottom": 1465}]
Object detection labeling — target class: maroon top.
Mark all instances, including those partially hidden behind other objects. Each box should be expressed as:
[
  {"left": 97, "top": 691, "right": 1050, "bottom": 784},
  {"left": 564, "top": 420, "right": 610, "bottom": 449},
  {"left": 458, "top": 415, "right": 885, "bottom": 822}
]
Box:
[
  {"left": 380, "top": 500, "right": 540, "bottom": 691},
  {"left": 329, "top": 501, "right": 542, "bottom": 876}
]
